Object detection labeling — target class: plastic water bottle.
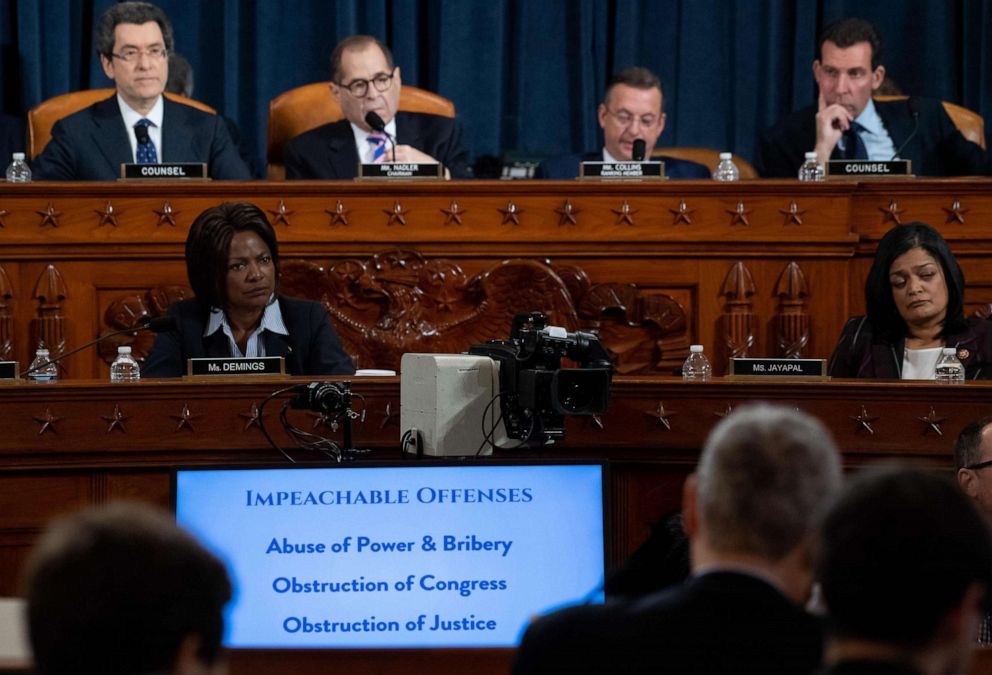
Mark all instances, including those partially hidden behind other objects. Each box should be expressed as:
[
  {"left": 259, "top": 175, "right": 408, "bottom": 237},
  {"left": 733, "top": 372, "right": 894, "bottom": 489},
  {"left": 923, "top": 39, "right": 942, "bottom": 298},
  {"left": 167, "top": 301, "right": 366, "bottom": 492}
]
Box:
[
  {"left": 797, "top": 151, "right": 825, "bottom": 181},
  {"left": 934, "top": 347, "right": 964, "bottom": 384},
  {"left": 5, "top": 152, "right": 31, "bottom": 183},
  {"left": 712, "top": 152, "right": 740, "bottom": 182},
  {"left": 682, "top": 345, "right": 712, "bottom": 381},
  {"left": 27, "top": 346, "right": 57, "bottom": 382},
  {"left": 110, "top": 345, "right": 141, "bottom": 382}
]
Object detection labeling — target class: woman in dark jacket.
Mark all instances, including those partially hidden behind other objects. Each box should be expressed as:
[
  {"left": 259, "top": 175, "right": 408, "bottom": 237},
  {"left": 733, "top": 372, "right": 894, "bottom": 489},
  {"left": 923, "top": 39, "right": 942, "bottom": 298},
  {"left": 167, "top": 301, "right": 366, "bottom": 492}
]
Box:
[{"left": 829, "top": 222, "right": 992, "bottom": 379}]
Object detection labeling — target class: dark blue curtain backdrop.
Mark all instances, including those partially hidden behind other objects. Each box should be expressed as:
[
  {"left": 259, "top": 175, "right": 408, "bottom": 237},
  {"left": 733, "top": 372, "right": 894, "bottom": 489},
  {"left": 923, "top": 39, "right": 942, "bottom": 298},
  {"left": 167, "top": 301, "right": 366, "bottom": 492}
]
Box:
[{"left": 1, "top": 0, "right": 990, "bottom": 170}]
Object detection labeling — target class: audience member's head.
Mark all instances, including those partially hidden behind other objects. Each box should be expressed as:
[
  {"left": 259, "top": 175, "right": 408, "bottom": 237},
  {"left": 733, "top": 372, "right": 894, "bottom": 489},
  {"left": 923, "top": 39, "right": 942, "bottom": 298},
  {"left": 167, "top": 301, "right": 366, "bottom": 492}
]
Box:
[
  {"left": 329, "top": 35, "right": 400, "bottom": 132},
  {"left": 683, "top": 404, "right": 842, "bottom": 602},
  {"left": 597, "top": 66, "right": 667, "bottom": 161},
  {"left": 956, "top": 416, "right": 992, "bottom": 518},
  {"left": 817, "top": 467, "right": 992, "bottom": 674},
  {"left": 864, "top": 222, "right": 966, "bottom": 343},
  {"left": 166, "top": 52, "right": 194, "bottom": 98},
  {"left": 813, "top": 18, "right": 885, "bottom": 119},
  {"left": 185, "top": 201, "right": 281, "bottom": 311},
  {"left": 22, "top": 501, "right": 231, "bottom": 675},
  {"left": 95, "top": 2, "right": 173, "bottom": 113}
]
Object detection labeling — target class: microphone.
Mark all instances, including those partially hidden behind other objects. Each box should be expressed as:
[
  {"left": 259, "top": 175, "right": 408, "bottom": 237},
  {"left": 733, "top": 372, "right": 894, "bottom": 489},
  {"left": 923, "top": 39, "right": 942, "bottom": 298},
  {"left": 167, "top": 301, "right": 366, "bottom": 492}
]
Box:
[
  {"left": 134, "top": 122, "right": 151, "bottom": 145},
  {"left": 632, "top": 139, "right": 647, "bottom": 162},
  {"left": 364, "top": 111, "right": 396, "bottom": 162},
  {"left": 20, "top": 316, "right": 177, "bottom": 378},
  {"left": 890, "top": 97, "right": 920, "bottom": 160}
]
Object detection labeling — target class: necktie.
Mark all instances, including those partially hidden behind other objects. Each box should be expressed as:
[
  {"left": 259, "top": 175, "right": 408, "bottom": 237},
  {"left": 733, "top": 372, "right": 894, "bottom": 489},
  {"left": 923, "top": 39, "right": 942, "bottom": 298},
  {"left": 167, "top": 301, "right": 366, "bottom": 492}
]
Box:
[
  {"left": 134, "top": 118, "right": 158, "bottom": 164},
  {"left": 841, "top": 121, "right": 868, "bottom": 160},
  {"left": 367, "top": 132, "right": 387, "bottom": 163}
]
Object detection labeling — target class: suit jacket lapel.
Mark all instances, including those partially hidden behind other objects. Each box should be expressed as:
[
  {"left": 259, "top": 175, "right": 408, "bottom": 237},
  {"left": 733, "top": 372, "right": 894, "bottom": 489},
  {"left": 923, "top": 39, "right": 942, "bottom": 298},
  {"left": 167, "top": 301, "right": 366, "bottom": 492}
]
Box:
[
  {"left": 327, "top": 121, "right": 360, "bottom": 179},
  {"left": 203, "top": 330, "right": 230, "bottom": 358},
  {"left": 395, "top": 112, "right": 427, "bottom": 153},
  {"left": 90, "top": 96, "right": 133, "bottom": 175},
  {"left": 161, "top": 98, "right": 193, "bottom": 162}
]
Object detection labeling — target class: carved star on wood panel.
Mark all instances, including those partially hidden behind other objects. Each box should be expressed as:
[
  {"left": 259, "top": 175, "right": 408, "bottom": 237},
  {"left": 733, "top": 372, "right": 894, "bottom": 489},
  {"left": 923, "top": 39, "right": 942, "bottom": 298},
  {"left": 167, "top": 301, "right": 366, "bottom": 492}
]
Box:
[
  {"left": 171, "top": 403, "right": 200, "bottom": 432},
  {"left": 36, "top": 202, "right": 63, "bottom": 228},
  {"left": 95, "top": 201, "right": 119, "bottom": 227},
  {"left": 441, "top": 201, "right": 466, "bottom": 225},
  {"left": 916, "top": 407, "right": 947, "bottom": 436},
  {"left": 101, "top": 404, "right": 129, "bottom": 433},
  {"left": 34, "top": 407, "right": 63, "bottom": 435},
  {"left": 670, "top": 200, "right": 694, "bottom": 225},
  {"left": 612, "top": 201, "right": 638, "bottom": 226},
  {"left": 879, "top": 199, "right": 904, "bottom": 225},
  {"left": 943, "top": 199, "right": 969, "bottom": 225},
  {"left": 555, "top": 199, "right": 580, "bottom": 226},
  {"left": 780, "top": 201, "right": 805, "bottom": 226},
  {"left": 644, "top": 402, "right": 677, "bottom": 430},
  {"left": 849, "top": 405, "right": 879, "bottom": 434},
  {"left": 383, "top": 201, "right": 408, "bottom": 226},
  {"left": 326, "top": 200, "right": 349, "bottom": 227},
  {"left": 154, "top": 201, "right": 179, "bottom": 227},
  {"left": 0, "top": 208, "right": 9, "bottom": 227},
  {"left": 498, "top": 201, "right": 523, "bottom": 225},
  {"left": 726, "top": 201, "right": 751, "bottom": 226},
  {"left": 239, "top": 402, "right": 267, "bottom": 431},
  {"left": 268, "top": 200, "right": 293, "bottom": 226}
]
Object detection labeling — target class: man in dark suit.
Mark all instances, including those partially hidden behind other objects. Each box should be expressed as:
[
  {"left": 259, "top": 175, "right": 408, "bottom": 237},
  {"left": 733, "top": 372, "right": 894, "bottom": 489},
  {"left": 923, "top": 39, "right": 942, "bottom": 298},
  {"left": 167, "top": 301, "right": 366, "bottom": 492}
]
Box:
[
  {"left": 32, "top": 1, "right": 250, "bottom": 181},
  {"left": 513, "top": 404, "right": 842, "bottom": 675},
  {"left": 756, "top": 18, "right": 992, "bottom": 178},
  {"left": 534, "top": 67, "right": 710, "bottom": 180},
  {"left": 815, "top": 468, "right": 992, "bottom": 675},
  {"left": 284, "top": 35, "right": 470, "bottom": 180}
]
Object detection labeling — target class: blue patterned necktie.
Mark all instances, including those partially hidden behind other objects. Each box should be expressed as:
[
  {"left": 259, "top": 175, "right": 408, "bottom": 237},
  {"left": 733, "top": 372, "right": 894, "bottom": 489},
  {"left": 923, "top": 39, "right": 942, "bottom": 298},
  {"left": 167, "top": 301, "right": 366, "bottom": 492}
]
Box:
[
  {"left": 367, "top": 132, "right": 387, "bottom": 163},
  {"left": 134, "top": 118, "right": 158, "bottom": 164},
  {"left": 842, "top": 121, "right": 868, "bottom": 160}
]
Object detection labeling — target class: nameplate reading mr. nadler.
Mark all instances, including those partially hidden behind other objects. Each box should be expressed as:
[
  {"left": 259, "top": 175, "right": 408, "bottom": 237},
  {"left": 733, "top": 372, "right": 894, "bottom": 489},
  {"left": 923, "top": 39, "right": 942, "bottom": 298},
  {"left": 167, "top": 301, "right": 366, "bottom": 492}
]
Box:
[
  {"left": 729, "top": 358, "right": 827, "bottom": 378},
  {"left": 187, "top": 357, "right": 285, "bottom": 377},
  {"left": 0, "top": 361, "right": 17, "bottom": 380},
  {"left": 121, "top": 163, "right": 208, "bottom": 180},
  {"left": 358, "top": 162, "right": 442, "bottom": 180},
  {"left": 826, "top": 159, "right": 912, "bottom": 178},
  {"left": 580, "top": 161, "right": 664, "bottom": 180}
]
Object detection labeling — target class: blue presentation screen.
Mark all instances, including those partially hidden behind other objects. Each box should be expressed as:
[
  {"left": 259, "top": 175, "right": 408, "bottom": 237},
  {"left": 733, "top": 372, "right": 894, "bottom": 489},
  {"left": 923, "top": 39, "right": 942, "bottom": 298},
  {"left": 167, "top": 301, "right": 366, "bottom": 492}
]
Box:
[{"left": 175, "top": 464, "right": 605, "bottom": 648}]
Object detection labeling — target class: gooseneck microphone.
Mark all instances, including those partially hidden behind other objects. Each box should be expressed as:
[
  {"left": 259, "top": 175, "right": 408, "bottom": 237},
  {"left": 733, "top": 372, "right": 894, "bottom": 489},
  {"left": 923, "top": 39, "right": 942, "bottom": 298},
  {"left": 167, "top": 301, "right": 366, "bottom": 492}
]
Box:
[
  {"left": 20, "top": 316, "right": 177, "bottom": 378},
  {"left": 364, "top": 111, "right": 397, "bottom": 162},
  {"left": 890, "top": 97, "right": 920, "bottom": 160},
  {"left": 134, "top": 122, "right": 151, "bottom": 145},
  {"left": 632, "top": 139, "right": 647, "bottom": 162}
]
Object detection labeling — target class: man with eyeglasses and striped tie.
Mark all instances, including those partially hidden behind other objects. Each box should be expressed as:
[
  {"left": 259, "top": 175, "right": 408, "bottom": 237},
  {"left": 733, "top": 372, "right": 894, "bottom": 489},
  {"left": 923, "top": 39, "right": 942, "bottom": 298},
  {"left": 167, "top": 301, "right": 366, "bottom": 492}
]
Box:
[
  {"left": 33, "top": 1, "right": 250, "bottom": 181},
  {"left": 284, "top": 35, "right": 472, "bottom": 180}
]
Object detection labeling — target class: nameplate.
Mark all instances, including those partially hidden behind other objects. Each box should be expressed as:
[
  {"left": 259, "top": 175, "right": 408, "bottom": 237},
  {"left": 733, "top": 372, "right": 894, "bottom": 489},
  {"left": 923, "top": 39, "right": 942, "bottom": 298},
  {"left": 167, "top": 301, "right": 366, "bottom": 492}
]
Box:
[
  {"left": 0, "top": 361, "right": 17, "bottom": 380},
  {"left": 357, "top": 162, "right": 443, "bottom": 180},
  {"left": 579, "top": 161, "right": 665, "bottom": 180},
  {"left": 186, "top": 357, "right": 285, "bottom": 377},
  {"left": 826, "top": 160, "right": 912, "bottom": 178},
  {"left": 729, "top": 358, "right": 827, "bottom": 378},
  {"left": 120, "top": 163, "right": 208, "bottom": 180}
]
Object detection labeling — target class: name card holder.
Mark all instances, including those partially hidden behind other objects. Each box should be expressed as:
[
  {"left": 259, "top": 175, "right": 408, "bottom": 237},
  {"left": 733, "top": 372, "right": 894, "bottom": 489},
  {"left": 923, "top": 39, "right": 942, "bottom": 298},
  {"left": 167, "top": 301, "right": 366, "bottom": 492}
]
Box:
[
  {"left": 579, "top": 161, "right": 665, "bottom": 180},
  {"left": 120, "top": 163, "right": 208, "bottom": 180},
  {"left": 187, "top": 356, "right": 285, "bottom": 377},
  {"left": 826, "top": 159, "right": 912, "bottom": 178},
  {"left": 358, "top": 162, "right": 443, "bottom": 180},
  {"left": 0, "top": 361, "right": 18, "bottom": 380},
  {"left": 729, "top": 358, "right": 828, "bottom": 379}
]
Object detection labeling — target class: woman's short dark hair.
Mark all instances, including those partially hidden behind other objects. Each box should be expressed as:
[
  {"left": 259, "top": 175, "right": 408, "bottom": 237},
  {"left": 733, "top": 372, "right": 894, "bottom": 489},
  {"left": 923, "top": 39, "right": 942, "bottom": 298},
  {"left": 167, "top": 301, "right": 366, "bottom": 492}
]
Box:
[
  {"left": 185, "top": 202, "right": 280, "bottom": 309},
  {"left": 865, "top": 222, "right": 966, "bottom": 342}
]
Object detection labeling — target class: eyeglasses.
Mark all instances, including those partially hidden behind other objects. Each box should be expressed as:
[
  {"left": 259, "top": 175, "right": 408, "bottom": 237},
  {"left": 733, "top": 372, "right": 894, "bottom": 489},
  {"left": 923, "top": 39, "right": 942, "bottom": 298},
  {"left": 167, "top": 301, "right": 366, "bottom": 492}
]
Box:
[
  {"left": 338, "top": 70, "right": 396, "bottom": 97},
  {"left": 111, "top": 46, "right": 168, "bottom": 63},
  {"left": 604, "top": 107, "right": 661, "bottom": 128},
  {"left": 966, "top": 459, "right": 992, "bottom": 471}
]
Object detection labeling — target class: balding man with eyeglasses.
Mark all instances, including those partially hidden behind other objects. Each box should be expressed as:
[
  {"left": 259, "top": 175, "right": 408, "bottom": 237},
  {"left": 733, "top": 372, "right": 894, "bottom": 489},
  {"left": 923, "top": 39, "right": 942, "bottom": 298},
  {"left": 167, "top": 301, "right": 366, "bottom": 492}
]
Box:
[
  {"left": 284, "top": 34, "right": 471, "bottom": 180},
  {"left": 33, "top": 1, "right": 250, "bottom": 181}
]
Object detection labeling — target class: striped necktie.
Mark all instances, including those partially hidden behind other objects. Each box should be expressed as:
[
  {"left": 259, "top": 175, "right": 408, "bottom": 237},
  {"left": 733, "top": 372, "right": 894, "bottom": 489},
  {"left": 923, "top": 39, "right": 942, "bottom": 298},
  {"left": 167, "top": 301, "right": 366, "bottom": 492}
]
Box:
[
  {"left": 841, "top": 121, "right": 868, "bottom": 160},
  {"left": 134, "top": 118, "right": 158, "bottom": 164},
  {"left": 367, "top": 132, "right": 387, "bottom": 163}
]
